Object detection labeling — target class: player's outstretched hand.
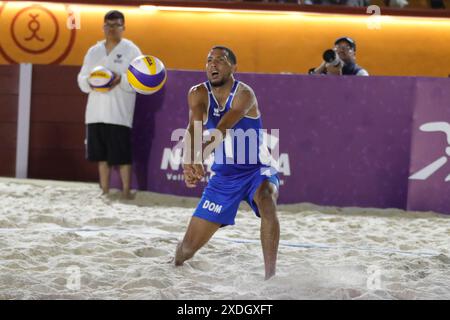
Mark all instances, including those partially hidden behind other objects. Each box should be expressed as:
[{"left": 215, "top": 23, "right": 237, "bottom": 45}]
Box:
[{"left": 183, "top": 163, "right": 205, "bottom": 188}]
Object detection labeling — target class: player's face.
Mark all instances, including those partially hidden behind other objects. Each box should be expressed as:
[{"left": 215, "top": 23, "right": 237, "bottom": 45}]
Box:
[
  {"left": 103, "top": 18, "right": 124, "bottom": 41},
  {"left": 334, "top": 41, "right": 355, "bottom": 62},
  {"left": 206, "top": 49, "right": 234, "bottom": 87}
]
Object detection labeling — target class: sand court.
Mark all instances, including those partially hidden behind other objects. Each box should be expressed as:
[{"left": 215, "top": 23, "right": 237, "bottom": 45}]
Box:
[{"left": 0, "top": 177, "right": 449, "bottom": 300}]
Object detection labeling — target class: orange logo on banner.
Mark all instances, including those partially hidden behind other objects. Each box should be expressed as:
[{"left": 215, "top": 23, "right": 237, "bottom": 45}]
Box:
[{"left": 0, "top": 1, "right": 76, "bottom": 64}]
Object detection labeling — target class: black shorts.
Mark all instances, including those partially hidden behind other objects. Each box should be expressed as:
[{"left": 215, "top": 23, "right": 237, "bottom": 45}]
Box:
[{"left": 86, "top": 123, "right": 132, "bottom": 166}]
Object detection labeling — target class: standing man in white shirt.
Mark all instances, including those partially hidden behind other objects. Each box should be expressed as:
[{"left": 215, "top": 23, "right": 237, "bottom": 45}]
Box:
[{"left": 78, "top": 10, "right": 142, "bottom": 199}]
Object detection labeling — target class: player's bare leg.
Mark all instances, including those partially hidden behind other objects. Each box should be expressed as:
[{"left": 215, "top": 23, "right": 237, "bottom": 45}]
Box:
[
  {"left": 254, "top": 180, "right": 279, "bottom": 280},
  {"left": 98, "top": 161, "right": 110, "bottom": 195},
  {"left": 119, "top": 164, "right": 132, "bottom": 199},
  {"left": 175, "top": 217, "right": 221, "bottom": 266}
]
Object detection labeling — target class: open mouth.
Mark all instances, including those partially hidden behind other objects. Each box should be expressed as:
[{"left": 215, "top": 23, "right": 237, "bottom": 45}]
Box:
[{"left": 211, "top": 71, "right": 219, "bottom": 77}]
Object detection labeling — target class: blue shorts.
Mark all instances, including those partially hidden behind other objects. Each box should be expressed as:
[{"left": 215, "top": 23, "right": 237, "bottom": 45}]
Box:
[{"left": 193, "top": 167, "right": 279, "bottom": 226}]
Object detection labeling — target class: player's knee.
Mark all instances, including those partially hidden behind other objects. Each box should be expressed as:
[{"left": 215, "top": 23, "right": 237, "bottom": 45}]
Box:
[
  {"left": 255, "top": 185, "right": 278, "bottom": 220},
  {"left": 255, "top": 185, "right": 277, "bottom": 207}
]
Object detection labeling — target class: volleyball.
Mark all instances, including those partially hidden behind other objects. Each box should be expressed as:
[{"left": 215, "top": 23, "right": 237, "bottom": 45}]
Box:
[
  {"left": 88, "top": 66, "right": 115, "bottom": 92},
  {"left": 127, "top": 55, "right": 167, "bottom": 95}
]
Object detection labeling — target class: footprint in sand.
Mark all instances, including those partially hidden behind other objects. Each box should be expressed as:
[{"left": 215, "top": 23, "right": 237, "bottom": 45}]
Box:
[
  {"left": 109, "top": 250, "right": 137, "bottom": 259},
  {"left": 435, "top": 254, "right": 450, "bottom": 264},
  {"left": 29, "top": 215, "right": 74, "bottom": 228},
  {"left": 398, "top": 244, "right": 417, "bottom": 251},
  {"left": 186, "top": 260, "right": 214, "bottom": 271},
  {"left": 134, "top": 247, "right": 168, "bottom": 258},
  {"left": 85, "top": 217, "right": 119, "bottom": 227},
  {"left": 366, "top": 235, "right": 389, "bottom": 243},
  {"left": 122, "top": 278, "right": 171, "bottom": 290}
]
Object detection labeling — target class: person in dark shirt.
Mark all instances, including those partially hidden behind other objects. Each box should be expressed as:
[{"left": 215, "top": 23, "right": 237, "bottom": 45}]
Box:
[{"left": 309, "top": 37, "right": 369, "bottom": 76}]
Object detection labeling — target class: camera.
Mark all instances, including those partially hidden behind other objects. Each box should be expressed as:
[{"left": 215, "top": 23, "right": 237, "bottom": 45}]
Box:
[{"left": 323, "top": 49, "right": 341, "bottom": 67}]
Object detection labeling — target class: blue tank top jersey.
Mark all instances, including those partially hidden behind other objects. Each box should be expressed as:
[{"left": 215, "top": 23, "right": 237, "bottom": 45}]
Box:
[{"left": 204, "top": 80, "right": 268, "bottom": 175}]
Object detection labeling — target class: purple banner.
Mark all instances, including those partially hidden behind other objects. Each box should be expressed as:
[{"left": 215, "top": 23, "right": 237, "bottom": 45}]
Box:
[
  {"left": 111, "top": 70, "right": 450, "bottom": 215},
  {"left": 407, "top": 78, "right": 450, "bottom": 213}
]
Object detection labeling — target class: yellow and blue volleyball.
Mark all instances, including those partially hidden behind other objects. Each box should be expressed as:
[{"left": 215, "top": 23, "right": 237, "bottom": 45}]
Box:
[
  {"left": 88, "top": 66, "right": 115, "bottom": 92},
  {"left": 127, "top": 55, "right": 167, "bottom": 95}
]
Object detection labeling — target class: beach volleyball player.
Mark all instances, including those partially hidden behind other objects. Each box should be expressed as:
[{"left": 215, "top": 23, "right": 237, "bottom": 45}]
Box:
[{"left": 174, "top": 46, "right": 280, "bottom": 280}]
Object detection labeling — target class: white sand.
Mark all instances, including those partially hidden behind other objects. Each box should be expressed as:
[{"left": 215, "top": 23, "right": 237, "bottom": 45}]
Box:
[{"left": 0, "top": 177, "right": 449, "bottom": 300}]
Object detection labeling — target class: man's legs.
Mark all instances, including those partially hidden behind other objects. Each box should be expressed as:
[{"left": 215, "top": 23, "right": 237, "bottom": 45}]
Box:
[
  {"left": 175, "top": 217, "right": 221, "bottom": 266},
  {"left": 119, "top": 164, "right": 132, "bottom": 199},
  {"left": 254, "top": 180, "right": 279, "bottom": 280},
  {"left": 98, "top": 161, "right": 110, "bottom": 195}
]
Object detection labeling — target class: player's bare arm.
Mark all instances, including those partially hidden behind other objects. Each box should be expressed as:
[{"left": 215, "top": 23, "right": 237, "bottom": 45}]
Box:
[{"left": 183, "top": 84, "right": 207, "bottom": 187}]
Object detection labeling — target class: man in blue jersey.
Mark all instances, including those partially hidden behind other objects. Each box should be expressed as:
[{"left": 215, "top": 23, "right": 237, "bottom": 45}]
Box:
[{"left": 174, "top": 46, "right": 280, "bottom": 280}]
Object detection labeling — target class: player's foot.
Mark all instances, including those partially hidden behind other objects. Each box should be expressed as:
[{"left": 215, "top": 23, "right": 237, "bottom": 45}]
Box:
[
  {"left": 265, "top": 270, "right": 276, "bottom": 280},
  {"left": 97, "top": 190, "right": 109, "bottom": 198},
  {"left": 120, "top": 190, "right": 135, "bottom": 201},
  {"left": 174, "top": 242, "right": 185, "bottom": 266}
]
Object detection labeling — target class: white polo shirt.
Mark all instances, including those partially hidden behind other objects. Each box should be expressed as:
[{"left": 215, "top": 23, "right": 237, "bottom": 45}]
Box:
[{"left": 77, "top": 38, "right": 142, "bottom": 128}]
